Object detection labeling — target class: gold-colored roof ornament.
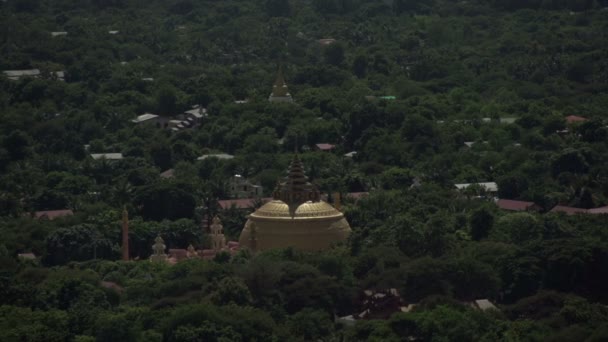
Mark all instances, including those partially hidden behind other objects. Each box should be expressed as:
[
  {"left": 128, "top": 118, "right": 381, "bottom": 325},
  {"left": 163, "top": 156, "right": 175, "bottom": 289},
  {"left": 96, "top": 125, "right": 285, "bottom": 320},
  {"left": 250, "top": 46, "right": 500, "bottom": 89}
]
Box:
[
  {"left": 238, "top": 154, "right": 351, "bottom": 251},
  {"left": 272, "top": 154, "right": 321, "bottom": 217}
]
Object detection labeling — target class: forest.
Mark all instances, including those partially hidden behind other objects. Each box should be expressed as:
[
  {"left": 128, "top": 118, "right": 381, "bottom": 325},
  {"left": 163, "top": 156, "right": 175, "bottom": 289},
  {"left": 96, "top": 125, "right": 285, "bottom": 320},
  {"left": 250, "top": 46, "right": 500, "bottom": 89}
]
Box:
[{"left": 1, "top": 0, "right": 608, "bottom": 340}]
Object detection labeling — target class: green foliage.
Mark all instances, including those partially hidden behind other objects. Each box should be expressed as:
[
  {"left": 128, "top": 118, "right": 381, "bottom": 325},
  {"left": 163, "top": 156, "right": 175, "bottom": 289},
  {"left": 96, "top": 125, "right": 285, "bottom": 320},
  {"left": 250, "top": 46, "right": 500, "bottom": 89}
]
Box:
[{"left": 1, "top": 0, "right": 608, "bottom": 340}]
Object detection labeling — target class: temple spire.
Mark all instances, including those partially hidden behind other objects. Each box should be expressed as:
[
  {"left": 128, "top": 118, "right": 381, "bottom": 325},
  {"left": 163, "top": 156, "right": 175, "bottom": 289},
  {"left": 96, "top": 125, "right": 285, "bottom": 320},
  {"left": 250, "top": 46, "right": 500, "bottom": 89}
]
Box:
[
  {"left": 150, "top": 235, "right": 168, "bottom": 263},
  {"left": 273, "top": 154, "right": 320, "bottom": 214},
  {"left": 269, "top": 65, "right": 293, "bottom": 102},
  {"left": 121, "top": 206, "right": 129, "bottom": 261},
  {"left": 210, "top": 216, "right": 226, "bottom": 252}
]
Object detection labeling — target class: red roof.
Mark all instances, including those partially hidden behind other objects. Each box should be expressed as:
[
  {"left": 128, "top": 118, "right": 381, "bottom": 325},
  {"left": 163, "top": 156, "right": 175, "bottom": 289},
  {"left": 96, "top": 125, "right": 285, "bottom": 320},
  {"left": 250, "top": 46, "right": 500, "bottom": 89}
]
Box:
[
  {"left": 100, "top": 281, "right": 124, "bottom": 293},
  {"left": 315, "top": 143, "right": 336, "bottom": 151},
  {"left": 565, "top": 115, "right": 587, "bottom": 123},
  {"left": 550, "top": 205, "right": 589, "bottom": 215},
  {"left": 496, "top": 199, "right": 537, "bottom": 211},
  {"left": 34, "top": 209, "right": 74, "bottom": 220},
  {"left": 218, "top": 197, "right": 272, "bottom": 210},
  {"left": 160, "top": 169, "right": 174, "bottom": 178},
  {"left": 586, "top": 206, "right": 608, "bottom": 214}
]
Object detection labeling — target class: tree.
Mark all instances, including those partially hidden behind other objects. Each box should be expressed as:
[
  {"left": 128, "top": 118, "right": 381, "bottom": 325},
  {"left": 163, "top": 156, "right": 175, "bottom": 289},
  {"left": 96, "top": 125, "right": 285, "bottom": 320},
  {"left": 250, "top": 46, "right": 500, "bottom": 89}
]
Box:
[
  {"left": 288, "top": 309, "right": 334, "bottom": 340},
  {"left": 324, "top": 43, "right": 345, "bottom": 66},
  {"left": 44, "top": 224, "right": 116, "bottom": 265},
  {"left": 265, "top": 0, "right": 290, "bottom": 17},
  {"left": 470, "top": 207, "right": 494, "bottom": 241},
  {"left": 210, "top": 277, "right": 252, "bottom": 306},
  {"left": 352, "top": 54, "right": 368, "bottom": 78},
  {"left": 3, "top": 130, "right": 32, "bottom": 161},
  {"left": 134, "top": 182, "right": 196, "bottom": 221},
  {"left": 156, "top": 86, "right": 178, "bottom": 115}
]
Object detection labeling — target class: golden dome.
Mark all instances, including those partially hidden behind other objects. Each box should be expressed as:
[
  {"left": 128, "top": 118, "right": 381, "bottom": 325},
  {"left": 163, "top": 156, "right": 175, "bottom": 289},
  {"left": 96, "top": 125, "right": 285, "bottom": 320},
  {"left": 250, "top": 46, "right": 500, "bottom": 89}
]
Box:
[
  {"left": 238, "top": 155, "right": 351, "bottom": 252},
  {"left": 251, "top": 200, "right": 342, "bottom": 219}
]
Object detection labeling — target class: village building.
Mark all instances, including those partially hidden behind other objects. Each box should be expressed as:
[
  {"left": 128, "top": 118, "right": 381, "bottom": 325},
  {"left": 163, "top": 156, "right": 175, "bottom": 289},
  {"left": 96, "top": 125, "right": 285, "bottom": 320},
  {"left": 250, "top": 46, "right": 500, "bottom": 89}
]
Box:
[
  {"left": 238, "top": 154, "right": 351, "bottom": 251},
  {"left": 315, "top": 143, "right": 336, "bottom": 151},
  {"left": 160, "top": 169, "right": 174, "bottom": 179},
  {"left": 90, "top": 153, "right": 124, "bottom": 161},
  {"left": 34, "top": 209, "right": 74, "bottom": 220},
  {"left": 454, "top": 182, "right": 498, "bottom": 196},
  {"left": 550, "top": 205, "right": 608, "bottom": 215},
  {"left": 3, "top": 69, "right": 41, "bottom": 80},
  {"left": 495, "top": 199, "right": 541, "bottom": 212},
  {"left": 197, "top": 153, "right": 234, "bottom": 161},
  {"left": 51, "top": 31, "right": 68, "bottom": 37},
  {"left": 229, "top": 174, "right": 263, "bottom": 198},
  {"left": 148, "top": 217, "right": 241, "bottom": 264},
  {"left": 317, "top": 38, "right": 336, "bottom": 46},
  {"left": 565, "top": 115, "right": 587, "bottom": 124}
]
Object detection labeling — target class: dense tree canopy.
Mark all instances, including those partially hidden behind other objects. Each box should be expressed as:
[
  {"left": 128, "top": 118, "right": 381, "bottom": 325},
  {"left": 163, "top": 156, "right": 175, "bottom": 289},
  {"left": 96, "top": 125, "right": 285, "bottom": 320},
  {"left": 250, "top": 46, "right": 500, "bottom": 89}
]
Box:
[{"left": 1, "top": 0, "right": 608, "bottom": 340}]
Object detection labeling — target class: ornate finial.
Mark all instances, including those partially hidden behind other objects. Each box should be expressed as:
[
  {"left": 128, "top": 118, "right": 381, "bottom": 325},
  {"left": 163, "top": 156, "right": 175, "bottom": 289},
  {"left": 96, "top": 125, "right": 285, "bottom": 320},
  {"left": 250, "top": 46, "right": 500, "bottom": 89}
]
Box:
[
  {"left": 210, "top": 216, "right": 226, "bottom": 252},
  {"left": 273, "top": 154, "right": 321, "bottom": 215},
  {"left": 269, "top": 65, "right": 293, "bottom": 102},
  {"left": 187, "top": 244, "right": 196, "bottom": 258},
  {"left": 153, "top": 236, "right": 165, "bottom": 255},
  {"left": 150, "top": 235, "right": 168, "bottom": 262}
]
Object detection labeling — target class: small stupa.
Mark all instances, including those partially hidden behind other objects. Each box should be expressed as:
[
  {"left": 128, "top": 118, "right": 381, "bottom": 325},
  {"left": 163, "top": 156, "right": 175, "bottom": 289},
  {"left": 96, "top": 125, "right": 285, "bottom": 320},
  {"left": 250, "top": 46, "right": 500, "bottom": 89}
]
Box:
[
  {"left": 150, "top": 235, "right": 168, "bottom": 263},
  {"left": 268, "top": 66, "right": 293, "bottom": 103}
]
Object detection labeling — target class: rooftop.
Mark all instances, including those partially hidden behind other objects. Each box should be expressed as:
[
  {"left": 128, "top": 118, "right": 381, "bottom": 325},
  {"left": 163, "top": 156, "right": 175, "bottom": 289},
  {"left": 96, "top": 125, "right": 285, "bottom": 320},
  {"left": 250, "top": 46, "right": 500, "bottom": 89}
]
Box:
[
  {"left": 34, "top": 209, "right": 74, "bottom": 220},
  {"left": 3, "top": 69, "right": 41, "bottom": 80},
  {"left": 496, "top": 199, "right": 537, "bottom": 211},
  {"left": 454, "top": 182, "right": 498, "bottom": 192},
  {"left": 316, "top": 143, "right": 336, "bottom": 151},
  {"left": 565, "top": 115, "right": 587, "bottom": 123},
  {"left": 132, "top": 113, "right": 159, "bottom": 123},
  {"left": 218, "top": 198, "right": 272, "bottom": 210},
  {"left": 90, "top": 153, "right": 124, "bottom": 160},
  {"left": 197, "top": 153, "right": 234, "bottom": 160}
]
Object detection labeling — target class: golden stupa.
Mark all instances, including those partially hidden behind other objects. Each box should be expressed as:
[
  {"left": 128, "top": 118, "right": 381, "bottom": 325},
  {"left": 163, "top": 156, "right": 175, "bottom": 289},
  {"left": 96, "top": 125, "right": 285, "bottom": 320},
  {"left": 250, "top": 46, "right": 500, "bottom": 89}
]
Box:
[{"left": 238, "top": 155, "right": 351, "bottom": 251}]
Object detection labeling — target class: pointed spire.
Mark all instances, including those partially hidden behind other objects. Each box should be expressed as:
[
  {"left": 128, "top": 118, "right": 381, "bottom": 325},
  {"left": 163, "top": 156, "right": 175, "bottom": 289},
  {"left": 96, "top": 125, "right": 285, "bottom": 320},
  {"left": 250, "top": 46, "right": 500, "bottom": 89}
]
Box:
[
  {"left": 269, "top": 65, "right": 293, "bottom": 102},
  {"left": 150, "top": 235, "right": 168, "bottom": 263},
  {"left": 273, "top": 154, "right": 320, "bottom": 208}
]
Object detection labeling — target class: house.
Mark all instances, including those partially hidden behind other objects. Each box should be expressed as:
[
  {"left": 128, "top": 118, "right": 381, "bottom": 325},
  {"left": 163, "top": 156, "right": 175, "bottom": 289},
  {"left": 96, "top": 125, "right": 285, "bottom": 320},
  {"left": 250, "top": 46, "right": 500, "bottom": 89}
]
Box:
[
  {"left": 160, "top": 169, "right": 174, "bottom": 179},
  {"left": 218, "top": 198, "right": 272, "bottom": 210},
  {"left": 108, "top": 30, "right": 119, "bottom": 34},
  {"left": 586, "top": 206, "right": 608, "bottom": 214},
  {"left": 346, "top": 192, "right": 369, "bottom": 201},
  {"left": 318, "top": 38, "right": 336, "bottom": 46},
  {"left": 3, "top": 69, "right": 41, "bottom": 80},
  {"left": 132, "top": 113, "right": 161, "bottom": 124},
  {"left": 495, "top": 199, "right": 540, "bottom": 212},
  {"left": 344, "top": 151, "right": 357, "bottom": 158},
  {"left": 197, "top": 153, "right": 234, "bottom": 161},
  {"left": 184, "top": 105, "right": 207, "bottom": 121},
  {"left": 18, "top": 253, "right": 37, "bottom": 260},
  {"left": 315, "top": 143, "right": 335, "bottom": 151},
  {"left": 90, "top": 153, "right": 124, "bottom": 160},
  {"left": 51, "top": 31, "right": 68, "bottom": 37},
  {"left": 229, "top": 175, "right": 263, "bottom": 198},
  {"left": 100, "top": 281, "right": 124, "bottom": 293},
  {"left": 565, "top": 115, "right": 587, "bottom": 124},
  {"left": 34, "top": 209, "right": 74, "bottom": 220},
  {"left": 454, "top": 182, "right": 498, "bottom": 194},
  {"left": 550, "top": 205, "right": 608, "bottom": 215}
]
